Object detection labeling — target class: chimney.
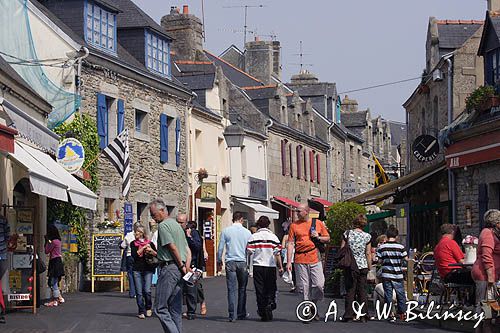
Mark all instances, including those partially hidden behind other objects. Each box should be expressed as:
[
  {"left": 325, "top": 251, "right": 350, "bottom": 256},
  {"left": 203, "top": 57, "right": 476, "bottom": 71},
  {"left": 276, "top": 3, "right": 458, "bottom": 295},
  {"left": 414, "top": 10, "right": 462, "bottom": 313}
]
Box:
[
  {"left": 244, "top": 39, "right": 281, "bottom": 84},
  {"left": 161, "top": 5, "right": 206, "bottom": 61},
  {"left": 488, "top": 0, "right": 500, "bottom": 12}
]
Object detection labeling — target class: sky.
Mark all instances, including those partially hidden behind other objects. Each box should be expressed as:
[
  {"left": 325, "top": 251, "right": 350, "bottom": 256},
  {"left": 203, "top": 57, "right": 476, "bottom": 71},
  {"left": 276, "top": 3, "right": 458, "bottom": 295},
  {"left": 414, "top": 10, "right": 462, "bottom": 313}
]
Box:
[{"left": 132, "top": 0, "right": 486, "bottom": 122}]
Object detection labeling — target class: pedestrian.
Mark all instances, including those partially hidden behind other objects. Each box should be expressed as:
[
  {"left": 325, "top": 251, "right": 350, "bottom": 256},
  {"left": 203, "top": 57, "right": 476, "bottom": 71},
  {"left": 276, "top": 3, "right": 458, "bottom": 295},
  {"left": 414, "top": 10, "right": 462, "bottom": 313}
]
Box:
[
  {"left": 247, "top": 216, "right": 283, "bottom": 321},
  {"left": 376, "top": 225, "right": 408, "bottom": 322},
  {"left": 217, "top": 211, "right": 252, "bottom": 322},
  {"left": 471, "top": 209, "right": 500, "bottom": 332},
  {"left": 340, "top": 213, "right": 372, "bottom": 323},
  {"left": 130, "top": 225, "right": 157, "bottom": 319},
  {"left": 121, "top": 222, "right": 141, "bottom": 298},
  {"left": 177, "top": 215, "right": 205, "bottom": 320},
  {"left": 281, "top": 225, "right": 296, "bottom": 292},
  {"left": 286, "top": 203, "right": 330, "bottom": 320},
  {"left": 149, "top": 219, "right": 159, "bottom": 286},
  {"left": 44, "top": 224, "right": 65, "bottom": 307},
  {"left": 150, "top": 199, "right": 191, "bottom": 333}
]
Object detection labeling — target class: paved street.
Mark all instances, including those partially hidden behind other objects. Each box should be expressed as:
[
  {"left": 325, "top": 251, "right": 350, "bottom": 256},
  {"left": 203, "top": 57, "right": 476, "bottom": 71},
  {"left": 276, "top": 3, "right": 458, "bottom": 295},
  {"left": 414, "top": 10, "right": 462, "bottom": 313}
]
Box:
[{"left": 2, "top": 276, "right": 462, "bottom": 333}]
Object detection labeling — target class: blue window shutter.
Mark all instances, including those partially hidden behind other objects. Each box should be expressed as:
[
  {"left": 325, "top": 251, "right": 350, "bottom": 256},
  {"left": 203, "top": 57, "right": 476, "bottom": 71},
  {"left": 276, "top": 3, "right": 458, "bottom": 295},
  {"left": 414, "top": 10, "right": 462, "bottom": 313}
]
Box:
[
  {"left": 160, "top": 114, "right": 168, "bottom": 163},
  {"left": 97, "top": 93, "right": 107, "bottom": 149},
  {"left": 117, "top": 99, "right": 125, "bottom": 134},
  {"left": 175, "top": 117, "right": 181, "bottom": 167}
]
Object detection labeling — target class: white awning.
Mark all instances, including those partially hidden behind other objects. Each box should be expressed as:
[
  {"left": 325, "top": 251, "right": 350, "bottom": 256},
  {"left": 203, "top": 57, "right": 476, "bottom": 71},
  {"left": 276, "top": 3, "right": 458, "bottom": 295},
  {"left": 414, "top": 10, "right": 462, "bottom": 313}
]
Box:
[
  {"left": 235, "top": 198, "right": 279, "bottom": 220},
  {"left": 8, "top": 141, "right": 97, "bottom": 210}
]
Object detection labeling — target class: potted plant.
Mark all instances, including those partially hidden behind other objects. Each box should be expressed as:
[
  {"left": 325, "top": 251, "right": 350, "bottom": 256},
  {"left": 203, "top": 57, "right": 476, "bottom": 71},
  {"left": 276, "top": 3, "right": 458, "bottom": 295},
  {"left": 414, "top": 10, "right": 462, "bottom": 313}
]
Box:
[
  {"left": 197, "top": 168, "right": 208, "bottom": 183},
  {"left": 465, "top": 86, "right": 500, "bottom": 112},
  {"left": 325, "top": 201, "right": 367, "bottom": 246},
  {"left": 221, "top": 175, "right": 231, "bottom": 185}
]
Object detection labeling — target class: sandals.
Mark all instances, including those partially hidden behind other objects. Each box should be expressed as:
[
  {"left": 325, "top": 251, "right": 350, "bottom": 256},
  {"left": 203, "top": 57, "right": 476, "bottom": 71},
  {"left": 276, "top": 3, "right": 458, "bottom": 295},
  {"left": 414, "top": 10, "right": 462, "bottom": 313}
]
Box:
[
  {"left": 44, "top": 300, "right": 58, "bottom": 307},
  {"left": 200, "top": 302, "right": 207, "bottom": 315}
]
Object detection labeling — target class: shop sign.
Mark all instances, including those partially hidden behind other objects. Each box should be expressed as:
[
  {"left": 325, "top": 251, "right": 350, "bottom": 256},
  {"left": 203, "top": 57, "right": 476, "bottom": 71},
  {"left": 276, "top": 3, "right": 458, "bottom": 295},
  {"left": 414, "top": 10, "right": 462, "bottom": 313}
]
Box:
[
  {"left": 56, "top": 138, "right": 85, "bottom": 174},
  {"left": 201, "top": 183, "right": 217, "bottom": 202},
  {"left": 342, "top": 182, "right": 357, "bottom": 199},
  {"left": 123, "top": 202, "right": 133, "bottom": 235},
  {"left": 310, "top": 186, "right": 321, "bottom": 197},
  {"left": 412, "top": 135, "right": 439, "bottom": 162},
  {"left": 8, "top": 293, "right": 31, "bottom": 301},
  {"left": 203, "top": 221, "right": 213, "bottom": 239},
  {"left": 249, "top": 177, "right": 267, "bottom": 200}
]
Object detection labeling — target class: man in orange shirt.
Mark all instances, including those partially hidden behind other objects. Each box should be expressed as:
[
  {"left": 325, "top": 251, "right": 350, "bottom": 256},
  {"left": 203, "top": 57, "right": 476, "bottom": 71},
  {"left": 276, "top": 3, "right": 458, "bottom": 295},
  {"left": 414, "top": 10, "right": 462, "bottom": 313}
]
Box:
[{"left": 286, "top": 204, "right": 330, "bottom": 307}]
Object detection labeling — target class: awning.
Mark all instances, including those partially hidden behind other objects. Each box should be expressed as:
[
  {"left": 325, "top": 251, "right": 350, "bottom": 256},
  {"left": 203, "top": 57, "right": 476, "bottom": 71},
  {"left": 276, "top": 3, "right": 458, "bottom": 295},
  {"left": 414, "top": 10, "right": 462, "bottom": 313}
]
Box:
[
  {"left": 272, "top": 196, "right": 300, "bottom": 208},
  {"left": 312, "top": 198, "right": 333, "bottom": 207},
  {"left": 234, "top": 198, "right": 279, "bottom": 220},
  {"left": 7, "top": 141, "right": 97, "bottom": 210},
  {"left": 445, "top": 130, "right": 500, "bottom": 168},
  {"left": 347, "top": 161, "right": 447, "bottom": 204}
]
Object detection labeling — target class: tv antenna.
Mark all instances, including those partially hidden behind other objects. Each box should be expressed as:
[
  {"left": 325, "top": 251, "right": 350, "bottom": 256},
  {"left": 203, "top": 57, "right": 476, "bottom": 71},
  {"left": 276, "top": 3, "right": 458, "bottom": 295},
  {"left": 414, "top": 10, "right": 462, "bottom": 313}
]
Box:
[
  {"left": 291, "top": 41, "right": 313, "bottom": 71},
  {"left": 222, "top": 4, "right": 265, "bottom": 46}
]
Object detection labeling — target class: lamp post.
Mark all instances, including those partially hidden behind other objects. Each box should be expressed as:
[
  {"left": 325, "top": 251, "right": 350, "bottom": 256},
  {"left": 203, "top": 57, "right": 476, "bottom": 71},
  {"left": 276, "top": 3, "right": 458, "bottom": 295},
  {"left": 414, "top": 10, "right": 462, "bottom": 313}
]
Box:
[{"left": 223, "top": 123, "right": 245, "bottom": 148}]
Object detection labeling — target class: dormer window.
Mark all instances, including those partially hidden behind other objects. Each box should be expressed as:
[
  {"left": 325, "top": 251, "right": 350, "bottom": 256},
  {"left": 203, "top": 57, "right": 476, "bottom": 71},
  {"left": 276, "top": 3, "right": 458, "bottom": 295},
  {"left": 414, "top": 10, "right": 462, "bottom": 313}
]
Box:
[
  {"left": 145, "top": 30, "right": 171, "bottom": 77},
  {"left": 85, "top": 1, "right": 117, "bottom": 53}
]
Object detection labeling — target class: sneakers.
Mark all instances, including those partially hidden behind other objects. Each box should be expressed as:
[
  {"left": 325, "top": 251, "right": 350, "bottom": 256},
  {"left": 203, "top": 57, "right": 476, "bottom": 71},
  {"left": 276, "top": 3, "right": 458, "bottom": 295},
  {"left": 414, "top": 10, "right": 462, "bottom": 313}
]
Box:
[
  {"left": 146, "top": 309, "right": 153, "bottom": 317},
  {"left": 237, "top": 313, "right": 250, "bottom": 320},
  {"left": 44, "top": 300, "right": 58, "bottom": 307},
  {"left": 137, "top": 314, "right": 145, "bottom": 319}
]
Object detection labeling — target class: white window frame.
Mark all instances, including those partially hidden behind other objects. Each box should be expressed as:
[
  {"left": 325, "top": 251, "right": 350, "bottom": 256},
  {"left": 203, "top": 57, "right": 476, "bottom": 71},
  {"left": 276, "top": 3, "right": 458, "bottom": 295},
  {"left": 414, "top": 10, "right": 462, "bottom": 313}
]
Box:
[{"left": 85, "top": 1, "right": 117, "bottom": 53}]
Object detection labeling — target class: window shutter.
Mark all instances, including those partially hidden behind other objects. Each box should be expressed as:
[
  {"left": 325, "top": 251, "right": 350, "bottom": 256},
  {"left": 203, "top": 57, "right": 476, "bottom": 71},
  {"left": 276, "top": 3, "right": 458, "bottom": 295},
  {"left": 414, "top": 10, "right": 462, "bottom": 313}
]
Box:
[
  {"left": 97, "top": 93, "right": 107, "bottom": 149},
  {"left": 117, "top": 99, "right": 125, "bottom": 134},
  {"left": 160, "top": 114, "right": 168, "bottom": 163},
  {"left": 281, "top": 140, "right": 286, "bottom": 175},
  {"left": 303, "top": 149, "right": 307, "bottom": 180},
  {"left": 289, "top": 144, "right": 293, "bottom": 178},
  {"left": 175, "top": 117, "right": 181, "bottom": 167},
  {"left": 296, "top": 146, "right": 301, "bottom": 179},
  {"left": 478, "top": 183, "right": 488, "bottom": 229},
  {"left": 309, "top": 150, "right": 315, "bottom": 182},
  {"left": 316, "top": 154, "right": 320, "bottom": 184}
]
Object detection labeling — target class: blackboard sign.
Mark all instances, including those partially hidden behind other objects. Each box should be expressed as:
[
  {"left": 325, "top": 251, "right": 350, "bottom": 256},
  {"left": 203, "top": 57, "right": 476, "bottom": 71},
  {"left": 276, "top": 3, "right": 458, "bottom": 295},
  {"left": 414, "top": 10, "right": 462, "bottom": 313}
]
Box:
[
  {"left": 92, "top": 234, "right": 123, "bottom": 277},
  {"left": 323, "top": 245, "right": 339, "bottom": 277}
]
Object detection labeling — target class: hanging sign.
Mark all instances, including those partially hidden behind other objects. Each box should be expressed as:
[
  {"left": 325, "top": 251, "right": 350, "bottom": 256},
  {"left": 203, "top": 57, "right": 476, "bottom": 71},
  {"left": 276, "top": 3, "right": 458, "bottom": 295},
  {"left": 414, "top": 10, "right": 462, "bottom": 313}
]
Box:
[
  {"left": 123, "top": 202, "right": 133, "bottom": 235},
  {"left": 56, "top": 138, "right": 85, "bottom": 174}
]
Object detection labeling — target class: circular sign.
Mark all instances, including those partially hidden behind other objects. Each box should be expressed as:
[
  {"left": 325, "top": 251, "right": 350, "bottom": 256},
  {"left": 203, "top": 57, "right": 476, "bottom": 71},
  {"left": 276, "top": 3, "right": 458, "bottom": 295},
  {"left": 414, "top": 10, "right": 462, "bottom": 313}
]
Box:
[
  {"left": 412, "top": 134, "right": 439, "bottom": 162},
  {"left": 56, "top": 138, "right": 85, "bottom": 174}
]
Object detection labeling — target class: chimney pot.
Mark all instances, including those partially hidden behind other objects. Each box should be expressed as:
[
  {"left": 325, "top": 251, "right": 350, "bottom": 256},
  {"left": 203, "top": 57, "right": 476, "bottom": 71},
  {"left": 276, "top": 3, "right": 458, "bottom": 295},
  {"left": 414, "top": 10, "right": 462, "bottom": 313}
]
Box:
[
  {"left": 183, "top": 5, "right": 189, "bottom": 15},
  {"left": 255, "top": 36, "right": 260, "bottom": 42}
]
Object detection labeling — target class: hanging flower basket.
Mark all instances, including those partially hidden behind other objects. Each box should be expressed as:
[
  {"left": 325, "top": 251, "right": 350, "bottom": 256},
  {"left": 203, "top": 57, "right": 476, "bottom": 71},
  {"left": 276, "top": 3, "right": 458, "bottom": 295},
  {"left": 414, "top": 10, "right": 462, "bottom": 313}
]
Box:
[
  {"left": 96, "top": 220, "right": 121, "bottom": 230},
  {"left": 197, "top": 168, "right": 208, "bottom": 183},
  {"left": 221, "top": 176, "right": 231, "bottom": 185}
]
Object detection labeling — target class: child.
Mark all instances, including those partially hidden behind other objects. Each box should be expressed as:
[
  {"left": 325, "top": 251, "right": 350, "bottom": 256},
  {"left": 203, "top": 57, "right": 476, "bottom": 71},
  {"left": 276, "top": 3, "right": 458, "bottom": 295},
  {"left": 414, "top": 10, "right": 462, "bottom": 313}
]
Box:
[{"left": 376, "top": 225, "right": 408, "bottom": 322}]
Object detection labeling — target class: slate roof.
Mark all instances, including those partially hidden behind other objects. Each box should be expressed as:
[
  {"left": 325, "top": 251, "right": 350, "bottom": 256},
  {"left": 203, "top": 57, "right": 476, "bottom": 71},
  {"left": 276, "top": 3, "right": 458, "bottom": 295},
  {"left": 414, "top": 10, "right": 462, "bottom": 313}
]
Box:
[
  {"left": 388, "top": 121, "right": 406, "bottom": 146},
  {"left": 173, "top": 61, "right": 216, "bottom": 90},
  {"left": 338, "top": 123, "right": 364, "bottom": 143},
  {"left": 205, "top": 50, "right": 263, "bottom": 88},
  {"left": 242, "top": 86, "right": 277, "bottom": 100},
  {"left": 340, "top": 111, "right": 368, "bottom": 127},
  {"left": 287, "top": 83, "right": 336, "bottom": 98},
  {"left": 437, "top": 21, "right": 482, "bottom": 50},
  {"left": 110, "top": 0, "right": 172, "bottom": 39}
]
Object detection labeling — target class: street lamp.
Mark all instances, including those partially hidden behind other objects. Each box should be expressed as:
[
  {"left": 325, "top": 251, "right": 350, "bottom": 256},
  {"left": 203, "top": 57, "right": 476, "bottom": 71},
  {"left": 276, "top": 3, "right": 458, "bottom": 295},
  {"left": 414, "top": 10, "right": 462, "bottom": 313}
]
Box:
[{"left": 223, "top": 123, "right": 245, "bottom": 148}]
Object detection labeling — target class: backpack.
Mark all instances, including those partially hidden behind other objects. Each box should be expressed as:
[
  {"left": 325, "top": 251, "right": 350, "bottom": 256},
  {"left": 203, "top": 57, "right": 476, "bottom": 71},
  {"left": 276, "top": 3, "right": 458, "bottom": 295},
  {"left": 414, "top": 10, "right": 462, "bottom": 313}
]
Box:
[{"left": 311, "top": 219, "right": 325, "bottom": 253}]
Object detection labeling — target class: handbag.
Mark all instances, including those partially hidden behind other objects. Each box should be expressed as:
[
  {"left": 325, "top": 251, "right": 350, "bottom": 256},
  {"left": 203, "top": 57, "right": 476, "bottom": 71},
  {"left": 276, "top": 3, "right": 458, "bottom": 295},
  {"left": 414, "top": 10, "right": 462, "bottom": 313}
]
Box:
[
  {"left": 145, "top": 253, "right": 159, "bottom": 268},
  {"left": 333, "top": 231, "right": 359, "bottom": 271},
  {"left": 481, "top": 285, "right": 500, "bottom": 319}
]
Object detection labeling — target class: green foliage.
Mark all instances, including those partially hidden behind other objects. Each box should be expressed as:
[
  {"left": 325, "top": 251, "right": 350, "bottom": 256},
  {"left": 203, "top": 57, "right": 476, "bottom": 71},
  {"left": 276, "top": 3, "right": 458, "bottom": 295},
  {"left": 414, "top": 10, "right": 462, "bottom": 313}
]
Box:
[
  {"left": 465, "top": 86, "right": 496, "bottom": 111},
  {"left": 47, "top": 114, "right": 99, "bottom": 273},
  {"left": 326, "top": 202, "right": 366, "bottom": 246}
]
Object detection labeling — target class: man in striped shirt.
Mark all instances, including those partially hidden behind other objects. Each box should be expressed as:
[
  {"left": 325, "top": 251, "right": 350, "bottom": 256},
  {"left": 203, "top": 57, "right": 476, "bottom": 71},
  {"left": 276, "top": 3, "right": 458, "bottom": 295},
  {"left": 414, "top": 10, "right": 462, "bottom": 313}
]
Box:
[
  {"left": 247, "top": 216, "right": 283, "bottom": 321},
  {"left": 376, "top": 225, "right": 408, "bottom": 321}
]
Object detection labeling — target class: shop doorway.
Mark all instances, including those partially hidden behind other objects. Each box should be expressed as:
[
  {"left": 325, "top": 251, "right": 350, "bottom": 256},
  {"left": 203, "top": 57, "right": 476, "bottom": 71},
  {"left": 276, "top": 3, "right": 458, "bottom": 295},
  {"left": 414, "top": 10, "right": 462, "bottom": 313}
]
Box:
[{"left": 198, "top": 207, "right": 215, "bottom": 276}]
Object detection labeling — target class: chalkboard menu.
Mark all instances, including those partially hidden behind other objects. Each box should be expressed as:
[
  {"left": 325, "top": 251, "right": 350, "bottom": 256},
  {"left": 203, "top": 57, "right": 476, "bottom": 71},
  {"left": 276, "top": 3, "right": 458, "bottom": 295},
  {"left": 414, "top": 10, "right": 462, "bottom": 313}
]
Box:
[
  {"left": 92, "top": 234, "right": 123, "bottom": 277},
  {"left": 323, "top": 246, "right": 339, "bottom": 277}
]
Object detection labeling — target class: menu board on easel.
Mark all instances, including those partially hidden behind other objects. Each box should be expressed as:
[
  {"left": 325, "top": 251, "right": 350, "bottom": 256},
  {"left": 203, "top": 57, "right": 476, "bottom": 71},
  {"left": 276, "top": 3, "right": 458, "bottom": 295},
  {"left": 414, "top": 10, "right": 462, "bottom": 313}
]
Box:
[{"left": 91, "top": 234, "right": 123, "bottom": 293}]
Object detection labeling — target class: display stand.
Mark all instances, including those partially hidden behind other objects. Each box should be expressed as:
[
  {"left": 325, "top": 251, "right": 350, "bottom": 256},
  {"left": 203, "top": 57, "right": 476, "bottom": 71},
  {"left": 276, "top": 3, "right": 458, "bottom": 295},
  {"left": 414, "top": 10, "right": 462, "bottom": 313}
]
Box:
[{"left": 91, "top": 234, "right": 123, "bottom": 293}]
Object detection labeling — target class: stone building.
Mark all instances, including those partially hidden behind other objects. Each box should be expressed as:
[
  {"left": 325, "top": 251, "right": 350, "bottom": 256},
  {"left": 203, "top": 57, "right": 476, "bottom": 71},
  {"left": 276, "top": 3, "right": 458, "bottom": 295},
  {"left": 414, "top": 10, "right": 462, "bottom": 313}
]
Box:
[{"left": 38, "top": 0, "right": 193, "bottom": 232}]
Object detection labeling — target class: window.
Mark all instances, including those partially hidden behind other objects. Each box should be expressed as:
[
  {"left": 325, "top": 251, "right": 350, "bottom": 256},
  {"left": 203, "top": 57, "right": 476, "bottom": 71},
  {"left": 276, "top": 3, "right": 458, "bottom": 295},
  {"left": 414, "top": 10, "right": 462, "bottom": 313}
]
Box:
[
  {"left": 135, "top": 109, "right": 149, "bottom": 134},
  {"left": 486, "top": 49, "right": 500, "bottom": 86},
  {"left": 303, "top": 149, "right": 308, "bottom": 180},
  {"left": 160, "top": 113, "right": 180, "bottom": 166},
  {"left": 85, "top": 1, "right": 116, "bottom": 52},
  {"left": 137, "top": 202, "right": 148, "bottom": 224},
  {"left": 145, "top": 30, "right": 171, "bottom": 77},
  {"left": 103, "top": 198, "right": 117, "bottom": 221},
  {"left": 288, "top": 143, "right": 293, "bottom": 178},
  {"left": 316, "top": 154, "right": 321, "bottom": 184},
  {"left": 97, "top": 93, "right": 123, "bottom": 149},
  {"left": 309, "top": 150, "right": 315, "bottom": 182},
  {"left": 296, "top": 146, "right": 302, "bottom": 179},
  {"left": 280, "top": 140, "right": 286, "bottom": 176},
  {"left": 241, "top": 145, "right": 247, "bottom": 177}
]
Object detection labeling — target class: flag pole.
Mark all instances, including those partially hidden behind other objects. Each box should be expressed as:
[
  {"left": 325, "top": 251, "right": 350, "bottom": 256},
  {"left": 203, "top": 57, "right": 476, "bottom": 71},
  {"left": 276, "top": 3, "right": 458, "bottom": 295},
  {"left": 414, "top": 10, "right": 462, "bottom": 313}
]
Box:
[{"left": 84, "top": 150, "right": 103, "bottom": 169}]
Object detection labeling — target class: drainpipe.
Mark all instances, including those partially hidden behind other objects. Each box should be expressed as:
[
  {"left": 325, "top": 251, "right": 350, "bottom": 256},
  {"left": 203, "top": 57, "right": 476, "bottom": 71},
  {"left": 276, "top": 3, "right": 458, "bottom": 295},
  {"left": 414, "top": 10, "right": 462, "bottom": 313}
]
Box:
[
  {"left": 326, "top": 121, "right": 335, "bottom": 202},
  {"left": 264, "top": 119, "right": 273, "bottom": 208},
  {"left": 186, "top": 91, "right": 196, "bottom": 219},
  {"left": 75, "top": 47, "right": 89, "bottom": 116},
  {"left": 446, "top": 58, "right": 456, "bottom": 224}
]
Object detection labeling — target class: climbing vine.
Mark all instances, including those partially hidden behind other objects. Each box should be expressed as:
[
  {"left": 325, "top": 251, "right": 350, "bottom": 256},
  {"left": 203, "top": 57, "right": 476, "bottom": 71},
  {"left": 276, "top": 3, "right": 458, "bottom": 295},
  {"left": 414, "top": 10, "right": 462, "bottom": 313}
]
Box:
[{"left": 47, "top": 114, "right": 99, "bottom": 272}]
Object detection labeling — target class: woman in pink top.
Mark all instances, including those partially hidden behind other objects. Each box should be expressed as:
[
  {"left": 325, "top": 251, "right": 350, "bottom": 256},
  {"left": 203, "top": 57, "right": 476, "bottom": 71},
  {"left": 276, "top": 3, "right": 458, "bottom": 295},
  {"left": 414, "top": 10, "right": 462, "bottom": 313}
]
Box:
[
  {"left": 44, "top": 224, "right": 65, "bottom": 307},
  {"left": 471, "top": 209, "right": 500, "bottom": 311}
]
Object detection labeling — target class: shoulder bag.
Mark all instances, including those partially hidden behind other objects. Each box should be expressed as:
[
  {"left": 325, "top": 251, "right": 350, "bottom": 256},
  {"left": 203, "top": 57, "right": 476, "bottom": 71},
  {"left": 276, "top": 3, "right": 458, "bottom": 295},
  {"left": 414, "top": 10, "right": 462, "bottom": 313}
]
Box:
[
  {"left": 311, "top": 219, "right": 326, "bottom": 253},
  {"left": 333, "top": 230, "right": 359, "bottom": 271}
]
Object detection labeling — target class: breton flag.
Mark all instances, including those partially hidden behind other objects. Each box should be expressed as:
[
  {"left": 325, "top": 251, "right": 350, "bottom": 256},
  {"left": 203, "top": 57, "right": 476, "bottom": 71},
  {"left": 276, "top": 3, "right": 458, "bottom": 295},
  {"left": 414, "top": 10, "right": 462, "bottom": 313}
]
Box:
[
  {"left": 103, "top": 129, "right": 130, "bottom": 197},
  {"left": 373, "top": 153, "right": 389, "bottom": 188}
]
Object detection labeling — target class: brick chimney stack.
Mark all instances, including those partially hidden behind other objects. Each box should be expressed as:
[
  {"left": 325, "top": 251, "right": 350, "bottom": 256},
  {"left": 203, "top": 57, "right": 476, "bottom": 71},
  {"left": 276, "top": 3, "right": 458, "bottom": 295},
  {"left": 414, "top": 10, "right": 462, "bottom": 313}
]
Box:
[
  {"left": 244, "top": 39, "right": 281, "bottom": 84},
  {"left": 161, "top": 5, "right": 206, "bottom": 61}
]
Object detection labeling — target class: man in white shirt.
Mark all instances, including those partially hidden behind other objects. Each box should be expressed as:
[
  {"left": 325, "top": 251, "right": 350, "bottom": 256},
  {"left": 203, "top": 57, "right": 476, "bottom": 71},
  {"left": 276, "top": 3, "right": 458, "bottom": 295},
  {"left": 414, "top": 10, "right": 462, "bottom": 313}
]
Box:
[{"left": 121, "top": 222, "right": 141, "bottom": 298}]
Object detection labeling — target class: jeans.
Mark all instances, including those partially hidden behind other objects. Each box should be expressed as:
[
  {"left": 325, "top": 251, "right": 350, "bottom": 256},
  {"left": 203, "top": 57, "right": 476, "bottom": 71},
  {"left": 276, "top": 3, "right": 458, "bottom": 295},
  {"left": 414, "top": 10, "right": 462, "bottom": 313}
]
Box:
[
  {"left": 382, "top": 280, "right": 407, "bottom": 315},
  {"left": 49, "top": 276, "right": 60, "bottom": 298},
  {"left": 155, "top": 263, "right": 182, "bottom": 333},
  {"left": 126, "top": 256, "right": 136, "bottom": 298},
  {"left": 133, "top": 270, "right": 153, "bottom": 315},
  {"left": 225, "top": 261, "right": 248, "bottom": 320},
  {"left": 343, "top": 268, "right": 368, "bottom": 319}
]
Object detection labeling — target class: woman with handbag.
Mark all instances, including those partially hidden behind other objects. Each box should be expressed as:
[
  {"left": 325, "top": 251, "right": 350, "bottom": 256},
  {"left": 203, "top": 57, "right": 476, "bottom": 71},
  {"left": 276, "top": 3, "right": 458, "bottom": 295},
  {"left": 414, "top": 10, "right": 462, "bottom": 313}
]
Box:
[
  {"left": 130, "top": 225, "right": 157, "bottom": 319},
  {"left": 340, "top": 214, "right": 372, "bottom": 323},
  {"left": 44, "top": 224, "right": 65, "bottom": 307},
  {"left": 472, "top": 209, "right": 500, "bottom": 331}
]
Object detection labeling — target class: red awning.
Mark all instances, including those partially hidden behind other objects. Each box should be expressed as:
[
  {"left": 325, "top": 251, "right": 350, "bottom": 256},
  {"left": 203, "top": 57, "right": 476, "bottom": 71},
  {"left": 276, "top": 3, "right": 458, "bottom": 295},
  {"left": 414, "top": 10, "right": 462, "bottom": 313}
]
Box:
[
  {"left": 273, "top": 196, "right": 300, "bottom": 208},
  {"left": 445, "top": 130, "right": 500, "bottom": 168},
  {"left": 0, "top": 124, "right": 17, "bottom": 153},
  {"left": 312, "top": 198, "right": 333, "bottom": 207}
]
